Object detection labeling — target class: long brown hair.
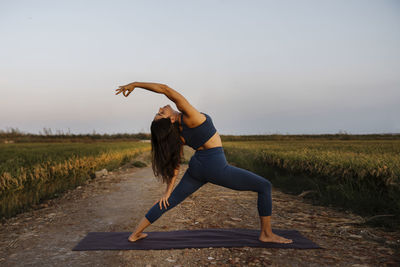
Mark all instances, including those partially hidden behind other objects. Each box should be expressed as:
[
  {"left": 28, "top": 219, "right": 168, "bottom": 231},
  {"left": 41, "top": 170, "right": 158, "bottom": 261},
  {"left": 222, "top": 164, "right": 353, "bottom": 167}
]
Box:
[{"left": 150, "top": 118, "right": 183, "bottom": 184}]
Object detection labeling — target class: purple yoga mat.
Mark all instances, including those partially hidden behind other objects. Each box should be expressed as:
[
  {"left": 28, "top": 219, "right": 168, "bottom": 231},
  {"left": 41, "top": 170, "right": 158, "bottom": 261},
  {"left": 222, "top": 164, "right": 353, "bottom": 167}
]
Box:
[{"left": 72, "top": 228, "right": 322, "bottom": 250}]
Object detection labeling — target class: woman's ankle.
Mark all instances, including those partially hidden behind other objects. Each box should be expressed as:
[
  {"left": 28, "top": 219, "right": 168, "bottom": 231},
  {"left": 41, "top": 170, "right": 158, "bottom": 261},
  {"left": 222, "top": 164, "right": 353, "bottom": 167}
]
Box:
[{"left": 261, "top": 229, "right": 273, "bottom": 236}]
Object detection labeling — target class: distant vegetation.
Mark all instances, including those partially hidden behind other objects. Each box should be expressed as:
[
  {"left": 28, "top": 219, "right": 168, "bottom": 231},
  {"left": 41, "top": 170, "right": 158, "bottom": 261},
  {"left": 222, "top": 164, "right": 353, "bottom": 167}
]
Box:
[
  {"left": 220, "top": 133, "right": 400, "bottom": 141},
  {"left": 0, "top": 127, "right": 151, "bottom": 143},
  {"left": 1, "top": 127, "right": 399, "bottom": 143}
]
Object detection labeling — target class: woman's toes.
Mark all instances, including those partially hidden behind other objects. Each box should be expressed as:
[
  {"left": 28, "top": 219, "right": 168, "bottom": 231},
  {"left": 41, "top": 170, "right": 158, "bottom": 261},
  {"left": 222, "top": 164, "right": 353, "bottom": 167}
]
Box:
[
  {"left": 283, "top": 237, "right": 293, "bottom": 243},
  {"left": 284, "top": 238, "right": 293, "bottom": 243}
]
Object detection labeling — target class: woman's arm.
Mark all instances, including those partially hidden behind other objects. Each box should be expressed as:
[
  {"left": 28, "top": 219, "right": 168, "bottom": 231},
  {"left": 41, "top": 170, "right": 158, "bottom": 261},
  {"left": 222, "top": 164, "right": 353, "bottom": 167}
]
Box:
[
  {"left": 165, "top": 166, "right": 180, "bottom": 193},
  {"left": 116, "top": 82, "right": 199, "bottom": 117},
  {"left": 158, "top": 165, "right": 180, "bottom": 210},
  {"left": 131, "top": 82, "right": 167, "bottom": 94}
]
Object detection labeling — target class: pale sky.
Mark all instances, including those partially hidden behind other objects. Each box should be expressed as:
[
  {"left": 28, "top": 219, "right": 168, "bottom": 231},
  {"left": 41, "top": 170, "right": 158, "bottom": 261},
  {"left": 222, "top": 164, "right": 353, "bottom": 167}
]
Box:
[{"left": 1, "top": 0, "right": 399, "bottom": 135}]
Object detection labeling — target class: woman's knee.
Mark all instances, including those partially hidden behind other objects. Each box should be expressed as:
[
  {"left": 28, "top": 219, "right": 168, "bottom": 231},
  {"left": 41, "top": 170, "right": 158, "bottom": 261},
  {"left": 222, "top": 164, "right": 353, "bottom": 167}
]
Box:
[{"left": 260, "top": 178, "right": 272, "bottom": 194}]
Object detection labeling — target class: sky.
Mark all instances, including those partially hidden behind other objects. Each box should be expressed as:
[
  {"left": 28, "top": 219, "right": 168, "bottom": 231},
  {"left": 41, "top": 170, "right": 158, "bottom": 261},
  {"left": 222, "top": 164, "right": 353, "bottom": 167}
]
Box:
[{"left": 1, "top": 0, "right": 399, "bottom": 135}]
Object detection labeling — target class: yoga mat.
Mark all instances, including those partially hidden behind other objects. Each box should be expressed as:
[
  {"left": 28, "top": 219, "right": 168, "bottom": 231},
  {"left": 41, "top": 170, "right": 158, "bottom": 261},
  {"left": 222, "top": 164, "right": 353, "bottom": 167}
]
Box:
[{"left": 72, "top": 228, "right": 322, "bottom": 251}]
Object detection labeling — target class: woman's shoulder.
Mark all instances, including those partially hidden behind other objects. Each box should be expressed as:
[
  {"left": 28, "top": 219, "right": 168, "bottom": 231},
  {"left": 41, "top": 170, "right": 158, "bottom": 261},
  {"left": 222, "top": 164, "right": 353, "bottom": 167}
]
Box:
[{"left": 180, "top": 111, "right": 207, "bottom": 128}]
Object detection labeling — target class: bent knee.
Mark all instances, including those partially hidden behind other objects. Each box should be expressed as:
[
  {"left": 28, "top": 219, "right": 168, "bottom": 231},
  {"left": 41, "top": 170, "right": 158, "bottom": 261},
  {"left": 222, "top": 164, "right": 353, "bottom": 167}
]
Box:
[{"left": 260, "top": 179, "right": 272, "bottom": 194}]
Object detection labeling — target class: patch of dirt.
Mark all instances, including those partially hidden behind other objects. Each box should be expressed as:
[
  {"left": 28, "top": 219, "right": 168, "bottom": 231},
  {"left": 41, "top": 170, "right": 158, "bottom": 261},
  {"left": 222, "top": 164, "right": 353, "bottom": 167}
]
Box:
[{"left": 1, "top": 150, "right": 399, "bottom": 266}]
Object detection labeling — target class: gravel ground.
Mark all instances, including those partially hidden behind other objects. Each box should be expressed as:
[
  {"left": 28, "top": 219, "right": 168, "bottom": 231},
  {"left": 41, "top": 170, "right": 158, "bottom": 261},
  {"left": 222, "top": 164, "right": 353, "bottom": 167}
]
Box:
[{"left": 1, "top": 150, "right": 399, "bottom": 266}]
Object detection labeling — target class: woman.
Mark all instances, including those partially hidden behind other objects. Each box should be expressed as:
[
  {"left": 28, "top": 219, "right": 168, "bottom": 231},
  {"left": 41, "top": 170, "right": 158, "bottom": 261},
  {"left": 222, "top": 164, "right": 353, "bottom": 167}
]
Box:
[{"left": 115, "top": 82, "right": 292, "bottom": 244}]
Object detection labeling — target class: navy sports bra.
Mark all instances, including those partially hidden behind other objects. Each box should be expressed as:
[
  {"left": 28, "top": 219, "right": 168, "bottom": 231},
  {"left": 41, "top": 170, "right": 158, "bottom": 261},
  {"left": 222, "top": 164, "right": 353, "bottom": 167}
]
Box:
[{"left": 180, "top": 112, "right": 217, "bottom": 150}]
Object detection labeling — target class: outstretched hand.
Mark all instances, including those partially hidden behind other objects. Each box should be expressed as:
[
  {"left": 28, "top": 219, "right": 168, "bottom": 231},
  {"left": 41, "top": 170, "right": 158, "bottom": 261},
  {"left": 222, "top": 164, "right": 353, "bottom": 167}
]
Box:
[{"left": 115, "top": 83, "right": 136, "bottom": 97}]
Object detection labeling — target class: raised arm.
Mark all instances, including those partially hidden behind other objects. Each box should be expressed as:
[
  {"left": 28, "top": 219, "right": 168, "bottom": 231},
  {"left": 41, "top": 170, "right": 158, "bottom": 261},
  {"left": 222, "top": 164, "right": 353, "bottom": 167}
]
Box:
[{"left": 116, "top": 81, "right": 199, "bottom": 117}]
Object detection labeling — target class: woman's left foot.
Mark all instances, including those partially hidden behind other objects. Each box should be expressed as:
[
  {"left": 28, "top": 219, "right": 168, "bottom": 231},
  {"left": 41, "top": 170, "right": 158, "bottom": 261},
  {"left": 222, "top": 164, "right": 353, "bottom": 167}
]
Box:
[
  {"left": 259, "top": 231, "right": 293, "bottom": 244},
  {"left": 128, "top": 232, "right": 148, "bottom": 242}
]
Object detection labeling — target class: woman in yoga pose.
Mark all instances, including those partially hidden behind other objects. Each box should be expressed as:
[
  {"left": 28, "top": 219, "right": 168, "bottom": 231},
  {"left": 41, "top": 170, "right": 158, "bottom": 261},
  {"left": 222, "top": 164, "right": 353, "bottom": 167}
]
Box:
[{"left": 115, "top": 82, "right": 293, "bottom": 244}]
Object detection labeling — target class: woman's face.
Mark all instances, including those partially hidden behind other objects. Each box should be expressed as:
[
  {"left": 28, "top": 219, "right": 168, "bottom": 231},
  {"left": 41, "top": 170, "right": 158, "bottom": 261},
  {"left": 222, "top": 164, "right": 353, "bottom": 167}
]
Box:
[{"left": 154, "top": 104, "right": 174, "bottom": 121}]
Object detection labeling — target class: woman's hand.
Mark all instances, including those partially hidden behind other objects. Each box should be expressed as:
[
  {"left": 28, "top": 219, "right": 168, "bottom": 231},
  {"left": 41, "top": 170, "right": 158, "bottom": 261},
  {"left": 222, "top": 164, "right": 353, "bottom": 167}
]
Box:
[
  {"left": 158, "top": 191, "right": 172, "bottom": 210},
  {"left": 115, "top": 82, "right": 136, "bottom": 97}
]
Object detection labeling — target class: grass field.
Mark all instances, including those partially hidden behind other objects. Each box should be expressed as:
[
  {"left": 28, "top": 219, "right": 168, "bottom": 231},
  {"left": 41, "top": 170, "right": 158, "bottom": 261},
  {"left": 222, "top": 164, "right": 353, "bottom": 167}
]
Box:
[
  {"left": 0, "top": 141, "right": 150, "bottom": 219},
  {"left": 223, "top": 140, "right": 400, "bottom": 229},
  {"left": 2, "top": 136, "right": 399, "bottom": 229}
]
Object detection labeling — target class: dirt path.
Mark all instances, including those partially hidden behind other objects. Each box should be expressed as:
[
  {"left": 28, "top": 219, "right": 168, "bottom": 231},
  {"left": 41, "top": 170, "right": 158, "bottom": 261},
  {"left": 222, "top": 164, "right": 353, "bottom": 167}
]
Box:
[{"left": 1, "top": 151, "right": 399, "bottom": 266}]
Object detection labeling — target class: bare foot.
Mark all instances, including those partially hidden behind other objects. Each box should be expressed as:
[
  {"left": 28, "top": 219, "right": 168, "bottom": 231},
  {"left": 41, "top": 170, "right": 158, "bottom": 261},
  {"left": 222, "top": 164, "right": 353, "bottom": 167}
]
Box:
[
  {"left": 259, "top": 231, "right": 293, "bottom": 244},
  {"left": 128, "top": 232, "right": 148, "bottom": 242}
]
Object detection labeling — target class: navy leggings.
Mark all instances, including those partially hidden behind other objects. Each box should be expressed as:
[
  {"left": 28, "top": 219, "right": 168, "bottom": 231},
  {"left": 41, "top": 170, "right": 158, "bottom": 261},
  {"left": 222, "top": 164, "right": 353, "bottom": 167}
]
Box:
[{"left": 145, "top": 147, "right": 272, "bottom": 224}]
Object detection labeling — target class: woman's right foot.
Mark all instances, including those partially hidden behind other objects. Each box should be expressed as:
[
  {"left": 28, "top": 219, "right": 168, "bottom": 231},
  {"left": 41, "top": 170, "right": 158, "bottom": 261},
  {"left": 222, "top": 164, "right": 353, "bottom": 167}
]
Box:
[
  {"left": 128, "top": 232, "right": 148, "bottom": 242},
  {"left": 259, "top": 231, "right": 293, "bottom": 244}
]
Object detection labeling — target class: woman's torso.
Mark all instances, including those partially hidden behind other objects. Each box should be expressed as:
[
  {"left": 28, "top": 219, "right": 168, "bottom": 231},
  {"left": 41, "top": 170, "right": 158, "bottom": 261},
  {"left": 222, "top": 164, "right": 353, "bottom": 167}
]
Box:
[{"left": 178, "top": 112, "right": 222, "bottom": 150}]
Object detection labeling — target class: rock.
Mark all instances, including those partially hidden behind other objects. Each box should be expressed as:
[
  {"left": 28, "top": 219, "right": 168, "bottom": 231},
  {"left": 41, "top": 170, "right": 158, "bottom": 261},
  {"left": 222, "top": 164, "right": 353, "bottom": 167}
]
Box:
[
  {"left": 298, "top": 190, "right": 317, "bottom": 198},
  {"left": 351, "top": 255, "right": 370, "bottom": 261},
  {"left": 262, "top": 251, "right": 272, "bottom": 255},
  {"left": 359, "top": 230, "right": 386, "bottom": 243},
  {"left": 208, "top": 256, "right": 214, "bottom": 260},
  {"left": 223, "top": 221, "right": 236, "bottom": 226},
  {"left": 95, "top": 169, "right": 108, "bottom": 178},
  {"left": 196, "top": 217, "right": 206, "bottom": 223},
  {"left": 166, "top": 257, "right": 176, "bottom": 263},
  {"left": 230, "top": 217, "right": 242, "bottom": 222}
]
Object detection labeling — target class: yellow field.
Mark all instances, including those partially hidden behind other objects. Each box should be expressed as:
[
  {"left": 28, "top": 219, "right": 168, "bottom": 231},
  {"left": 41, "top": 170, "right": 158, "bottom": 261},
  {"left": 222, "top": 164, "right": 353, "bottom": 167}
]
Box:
[
  {"left": 223, "top": 140, "right": 400, "bottom": 229},
  {"left": 223, "top": 140, "right": 399, "bottom": 184},
  {"left": 0, "top": 141, "right": 150, "bottom": 219}
]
